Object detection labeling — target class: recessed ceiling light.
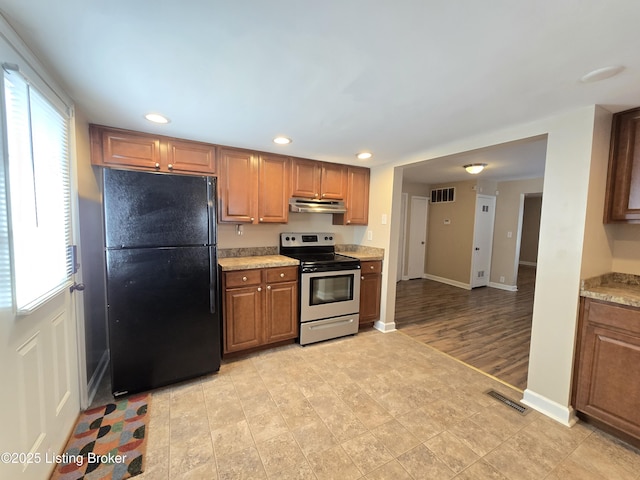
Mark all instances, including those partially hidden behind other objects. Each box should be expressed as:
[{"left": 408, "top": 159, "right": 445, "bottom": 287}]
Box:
[
  {"left": 463, "top": 163, "right": 487, "bottom": 174},
  {"left": 580, "top": 65, "right": 624, "bottom": 83},
  {"left": 145, "top": 113, "right": 170, "bottom": 124},
  {"left": 356, "top": 152, "right": 373, "bottom": 160},
  {"left": 273, "top": 136, "right": 292, "bottom": 145}
]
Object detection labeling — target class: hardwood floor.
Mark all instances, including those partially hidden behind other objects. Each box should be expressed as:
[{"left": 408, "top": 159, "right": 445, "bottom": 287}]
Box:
[{"left": 395, "top": 266, "right": 535, "bottom": 390}]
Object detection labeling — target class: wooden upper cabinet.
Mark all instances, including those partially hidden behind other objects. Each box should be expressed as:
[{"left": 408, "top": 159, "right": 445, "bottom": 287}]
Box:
[
  {"left": 291, "top": 158, "right": 346, "bottom": 200},
  {"left": 93, "top": 127, "right": 161, "bottom": 170},
  {"left": 605, "top": 107, "right": 640, "bottom": 223},
  {"left": 167, "top": 139, "right": 216, "bottom": 174},
  {"left": 218, "top": 147, "right": 258, "bottom": 223},
  {"left": 321, "top": 162, "right": 347, "bottom": 200},
  {"left": 258, "top": 154, "right": 290, "bottom": 223},
  {"left": 333, "top": 166, "right": 370, "bottom": 225},
  {"left": 90, "top": 124, "right": 216, "bottom": 175}
]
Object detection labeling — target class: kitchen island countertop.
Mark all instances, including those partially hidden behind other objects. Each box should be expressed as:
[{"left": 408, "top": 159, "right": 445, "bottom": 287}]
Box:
[
  {"left": 580, "top": 273, "right": 640, "bottom": 308},
  {"left": 218, "top": 255, "right": 299, "bottom": 271}
]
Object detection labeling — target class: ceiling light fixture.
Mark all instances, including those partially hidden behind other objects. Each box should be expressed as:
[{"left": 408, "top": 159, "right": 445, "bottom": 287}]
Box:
[
  {"left": 580, "top": 65, "right": 624, "bottom": 83},
  {"left": 356, "top": 152, "right": 373, "bottom": 160},
  {"left": 145, "top": 113, "right": 170, "bottom": 124},
  {"left": 273, "top": 136, "right": 292, "bottom": 145},
  {"left": 463, "top": 163, "right": 487, "bottom": 174}
]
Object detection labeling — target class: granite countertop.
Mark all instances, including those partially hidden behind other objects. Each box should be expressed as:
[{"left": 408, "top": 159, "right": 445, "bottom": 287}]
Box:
[
  {"left": 336, "top": 245, "right": 385, "bottom": 261},
  {"left": 580, "top": 273, "right": 640, "bottom": 308},
  {"left": 218, "top": 255, "right": 299, "bottom": 271}
]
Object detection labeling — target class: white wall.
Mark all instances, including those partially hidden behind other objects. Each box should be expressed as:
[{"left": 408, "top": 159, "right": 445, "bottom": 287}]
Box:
[{"left": 373, "top": 105, "right": 607, "bottom": 424}]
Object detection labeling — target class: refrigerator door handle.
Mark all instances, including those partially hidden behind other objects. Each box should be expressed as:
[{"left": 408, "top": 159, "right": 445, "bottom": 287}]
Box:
[
  {"left": 207, "top": 177, "right": 217, "bottom": 245},
  {"left": 209, "top": 246, "right": 217, "bottom": 315}
]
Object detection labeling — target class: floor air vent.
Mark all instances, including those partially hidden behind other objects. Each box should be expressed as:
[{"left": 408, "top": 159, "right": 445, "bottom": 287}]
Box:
[{"left": 484, "top": 389, "right": 530, "bottom": 415}]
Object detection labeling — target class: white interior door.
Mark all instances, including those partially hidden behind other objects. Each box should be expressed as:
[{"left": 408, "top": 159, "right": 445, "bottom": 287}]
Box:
[
  {"left": 407, "top": 196, "right": 428, "bottom": 279},
  {"left": 471, "top": 194, "right": 496, "bottom": 288},
  {"left": 0, "top": 31, "right": 81, "bottom": 480}
]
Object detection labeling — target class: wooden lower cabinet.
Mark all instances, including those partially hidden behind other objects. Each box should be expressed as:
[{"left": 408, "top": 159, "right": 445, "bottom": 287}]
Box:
[
  {"left": 573, "top": 297, "right": 640, "bottom": 441},
  {"left": 359, "top": 260, "right": 382, "bottom": 326},
  {"left": 222, "top": 266, "right": 298, "bottom": 354}
]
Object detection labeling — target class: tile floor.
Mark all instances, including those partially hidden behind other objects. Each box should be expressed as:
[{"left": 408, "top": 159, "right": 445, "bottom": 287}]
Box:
[{"left": 136, "top": 330, "right": 640, "bottom": 479}]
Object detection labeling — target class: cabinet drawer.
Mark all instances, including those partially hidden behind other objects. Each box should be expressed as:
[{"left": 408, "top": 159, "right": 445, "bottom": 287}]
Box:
[
  {"left": 265, "top": 266, "right": 298, "bottom": 284},
  {"left": 224, "top": 269, "right": 262, "bottom": 288},
  {"left": 361, "top": 261, "right": 382, "bottom": 274},
  {"left": 587, "top": 300, "right": 640, "bottom": 336}
]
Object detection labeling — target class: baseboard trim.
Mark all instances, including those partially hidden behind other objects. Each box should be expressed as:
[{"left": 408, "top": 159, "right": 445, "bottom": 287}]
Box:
[
  {"left": 521, "top": 388, "right": 577, "bottom": 427},
  {"left": 87, "top": 350, "right": 109, "bottom": 408},
  {"left": 488, "top": 282, "right": 518, "bottom": 292},
  {"left": 374, "top": 320, "right": 396, "bottom": 333},
  {"left": 423, "top": 274, "right": 471, "bottom": 290},
  {"left": 519, "top": 261, "right": 537, "bottom": 267}
]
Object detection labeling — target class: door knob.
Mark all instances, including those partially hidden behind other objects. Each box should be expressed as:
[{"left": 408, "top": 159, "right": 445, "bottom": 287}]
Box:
[{"left": 69, "top": 282, "right": 85, "bottom": 293}]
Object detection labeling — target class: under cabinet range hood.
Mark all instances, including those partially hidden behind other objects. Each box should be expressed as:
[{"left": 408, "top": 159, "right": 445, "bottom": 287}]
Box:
[{"left": 289, "top": 197, "right": 347, "bottom": 214}]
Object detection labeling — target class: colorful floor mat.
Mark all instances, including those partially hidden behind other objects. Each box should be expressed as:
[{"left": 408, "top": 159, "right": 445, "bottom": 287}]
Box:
[{"left": 50, "top": 393, "right": 150, "bottom": 480}]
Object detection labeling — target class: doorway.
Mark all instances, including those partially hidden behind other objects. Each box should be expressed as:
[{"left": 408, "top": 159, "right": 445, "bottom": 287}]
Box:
[{"left": 407, "top": 196, "right": 428, "bottom": 279}]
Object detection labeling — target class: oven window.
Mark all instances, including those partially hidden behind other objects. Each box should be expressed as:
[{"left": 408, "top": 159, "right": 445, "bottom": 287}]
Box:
[{"left": 309, "top": 274, "right": 354, "bottom": 305}]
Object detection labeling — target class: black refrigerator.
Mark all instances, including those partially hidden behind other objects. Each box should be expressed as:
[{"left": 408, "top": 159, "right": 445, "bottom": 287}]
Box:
[{"left": 103, "top": 168, "right": 220, "bottom": 396}]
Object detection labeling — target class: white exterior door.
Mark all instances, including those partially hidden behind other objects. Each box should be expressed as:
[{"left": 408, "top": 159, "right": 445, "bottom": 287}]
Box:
[
  {"left": 0, "top": 28, "right": 81, "bottom": 480},
  {"left": 471, "top": 194, "right": 496, "bottom": 288},
  {"left": 407, "top": 196, "right": 428, "bottom": 279}
]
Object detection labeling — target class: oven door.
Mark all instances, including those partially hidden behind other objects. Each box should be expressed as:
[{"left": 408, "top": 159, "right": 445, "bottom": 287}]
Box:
[{"left": 300, "top": 268, "right": 361, "bottom": 322}]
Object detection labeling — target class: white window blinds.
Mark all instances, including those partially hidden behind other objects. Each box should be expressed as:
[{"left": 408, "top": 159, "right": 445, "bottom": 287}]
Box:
[{"left": 3, "top": 67, "right": 72, "bottom": 312}]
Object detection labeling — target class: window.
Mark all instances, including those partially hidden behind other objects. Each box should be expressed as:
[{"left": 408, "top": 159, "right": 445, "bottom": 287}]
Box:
[{"left": 3, "top": 67, "right": 72, "bottom": 312}]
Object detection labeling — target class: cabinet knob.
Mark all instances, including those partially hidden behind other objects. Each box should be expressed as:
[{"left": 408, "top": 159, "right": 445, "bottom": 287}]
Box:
[
  {"left": 154, "top": 162, "right": 160, "bottom": 170},
  {"left": 322, "top": 193, "right": 326, "bottom": 198},
  {"left": 370, "top": 265, "right": 375, "bottom": 270},
  {"left": 167, "top": 163, "right": 174, "bottom": 170},
  {"left": 361, "top": 276, "right": 364, "bottom": 280},
  {"left": 314, "top": 193, "right": 319, "bottom": 198},
  {"left": 242, "top": 276, "right": 247, "bottom": 282},
  {"left": 267, "top": 285, "right": 271, "bottom": 290},
  {"left": 257, "top": 287, "right": 262, "bottom": 292},
  {"left": 347, "top": 220, "right": 351, "bottom": 224},
  {"left": 259, "top": 218, "right": 263, "bottom": 222},
  {"left": 250, "top": 217, "right": 255, "bottom": 222},
  {"left": 280, "top": 273, "right": 285, "bottom": 278}
]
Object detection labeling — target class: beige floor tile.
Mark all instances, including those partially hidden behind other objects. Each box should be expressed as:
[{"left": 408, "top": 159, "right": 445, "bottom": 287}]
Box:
[
  {"left": 483, "top": 442, "right": 555, "bottom": 480},
  {"left": 169, "top": 434, "right": 215, "bottom": 478},
  {"left": 545, "top": 457, "right": 610, "bottom": 480},
  {"left": 271, "top": 461, "right": 317, "bottom": 480},
  {"left": 256, "top": 431, "right": 307, "bottom": 477},
  {"left": 279, "top": 397, "right": 321, "bottom": 430},
  {"left": 454, "top": 459, "right": 510, "bottom": 480},
  {"left": 216, "top": 446, "right": 267, "bottom": 480},
  {"left": 364, "top": 459, "right": 413, "bottom": 480},
  {"left": 566, "top": 430, "right": 640, "bottom": 480},
  {"left": 321, "top": 409, "right": 368, "bottom": 443},
  {"left": 211, "top": 419, "right": 255, "bottom": 458},
  {"left": 292, "top": 420, "right": 338, "bottom": 456},
  {"left": 446, "top": 417, "right": 504, "bottom": 456},
  {"left": 507, "top": 427, "right": 569, "bottom": 472},
  {"left": 425, "top": 431, "right": 480, "bottom": 474},
  {"left": 173, "top": 461, "right": 218, "bottom": 480},
  {"left": 206, "top": 398, "right": 246, "bottom": 430},
  {"left": 246, "top": 410, "right": 290, "bottom": 443},
  {"left": 341, "top": 432, "right": 394, "bottom": 475},
  {"left": 147, "top": 418, "right": 170, "bottom": 451},
  {"left": 138, "top": 445, "right": 169, "bottom": 480},
  {"left": 307, "top": 391, "right": 347, "bottom": 418},
  {"left": 396, "top": 407, "right": 445, "bottom": 442},
  {"left": 306, "top": 444, "right": 362, "bottom": 480},
  {"left": 171, "top": 410, "right": 211, "bottom": 444},
  {"left": 469, "top": 405, "right": 530, "bottom": 441},
  {"left": 239, "top": 390, "right": 278, "bottom": 417},
  {"left": 370, "top": 419, "right": 421, "bottom": 456},
  {"left": 396, "top": 443, "right": 456, "bottom": 480},
  {"left": 295, "top": 373, "right": 332, "bottom": 398}
]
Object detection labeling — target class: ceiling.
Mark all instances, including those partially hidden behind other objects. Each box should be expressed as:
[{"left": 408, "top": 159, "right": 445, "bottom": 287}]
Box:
[{"left": 0, "top": 1, "right": 638, "bottom": 183}]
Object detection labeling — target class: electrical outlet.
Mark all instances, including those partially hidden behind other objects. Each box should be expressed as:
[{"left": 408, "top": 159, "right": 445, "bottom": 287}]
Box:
[
  {"left": 507, "top": 231, "right": 512, "bottom": 238},
  {"left": 367, "top": 230, "right": 373, "bottom": 241},
  {"left": 381, "top": 214, "right": 387, "bottom": 225},
  {"left": 500, "top": 276, "right": 505, "bottom": 283}
]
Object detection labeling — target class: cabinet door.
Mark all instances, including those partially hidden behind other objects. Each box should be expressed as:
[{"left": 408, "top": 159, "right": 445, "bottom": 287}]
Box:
[
  {"left": 575, "top": 299, "right": 640, "bottom": 438},
  {"left": 605, "top": 108, "right": 640, "bottom": 223},
  {"left": 258, "top": 154, "right": 290, "bottom": 223},
  {"left": 264, "top": 281, "right": 298, "bottom": 344},
  {"left": 218, "top": 148, "right": 258, "bottom": 222},
  {"left": 95, "top": 127, "right": 161, "bottom": 170},
  {"left": 224, "top": 286, "right": 262, "bottom": 353},
  {"left": 359, "top": 261, "right": 381, "bottom": 324},
  {"left": 167, "top": 140, "right": 216, "bottom": 174},
  {"left": 291, "top": 158, "right": 321, "bottom": 198},
  {"left": 346, "top": 167, "right": 370, "bottom": 225},
  {"left": 321, "top": 163, "right": 346, "bottom": 200}
]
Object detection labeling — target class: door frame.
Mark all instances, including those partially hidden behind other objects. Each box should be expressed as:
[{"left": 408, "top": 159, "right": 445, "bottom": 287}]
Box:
[{"left": 397, "top": 193, "right": 408, "bottom": 281}]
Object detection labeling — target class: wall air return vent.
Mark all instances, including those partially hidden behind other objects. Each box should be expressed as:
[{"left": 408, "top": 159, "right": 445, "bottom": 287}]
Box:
[{"left": 430, "top": 187, "right": 455, "bottom": 204}]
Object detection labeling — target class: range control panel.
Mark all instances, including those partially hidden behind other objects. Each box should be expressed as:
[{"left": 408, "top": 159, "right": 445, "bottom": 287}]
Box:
[{"left": 280, "top": 232, "right": 335, "bottom": 248}]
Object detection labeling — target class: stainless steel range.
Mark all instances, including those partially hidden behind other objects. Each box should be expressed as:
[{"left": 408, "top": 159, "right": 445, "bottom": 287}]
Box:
[{"left": 280, "top": 232, "right": 361, "bottom": 346}]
